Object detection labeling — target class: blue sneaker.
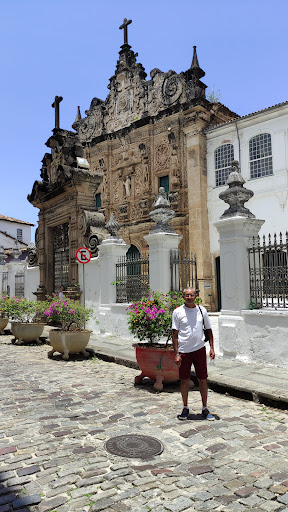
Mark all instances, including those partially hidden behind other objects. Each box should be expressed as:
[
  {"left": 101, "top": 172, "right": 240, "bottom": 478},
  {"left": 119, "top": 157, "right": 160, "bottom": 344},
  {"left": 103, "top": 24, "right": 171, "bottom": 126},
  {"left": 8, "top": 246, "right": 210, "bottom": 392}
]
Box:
[
  {"left": 177, "top": 407, "right": 189, "bottom": 421},
  {"left": 202, "top": 408, "right": 215, "bottom": 421}
]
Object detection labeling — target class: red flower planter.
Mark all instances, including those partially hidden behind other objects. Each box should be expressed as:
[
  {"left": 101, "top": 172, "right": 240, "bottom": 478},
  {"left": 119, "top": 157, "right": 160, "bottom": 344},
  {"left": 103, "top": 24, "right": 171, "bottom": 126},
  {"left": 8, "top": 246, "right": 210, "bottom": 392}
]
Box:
[{"left": 133, "top": 344, "right": 179, "bottom": 391}]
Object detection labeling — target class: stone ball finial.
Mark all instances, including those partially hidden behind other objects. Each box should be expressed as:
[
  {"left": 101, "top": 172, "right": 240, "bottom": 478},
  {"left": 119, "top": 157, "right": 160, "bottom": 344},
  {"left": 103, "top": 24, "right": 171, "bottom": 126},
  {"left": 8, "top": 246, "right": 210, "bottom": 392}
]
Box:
[{"left": 219, "top": 160, "right": 255, "bottom": 218}]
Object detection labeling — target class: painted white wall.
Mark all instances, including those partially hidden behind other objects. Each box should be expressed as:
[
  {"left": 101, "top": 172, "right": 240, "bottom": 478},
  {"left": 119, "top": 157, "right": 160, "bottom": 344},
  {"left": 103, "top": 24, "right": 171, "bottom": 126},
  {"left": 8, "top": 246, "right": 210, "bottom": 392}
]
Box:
[
  {"left": 219, "top": 310, "right": 288, "bottom": 368},
  {"left": 24, "top": 263, "right": 40, "bottom": 300},
  {"left": 206, "top": 102, "right": 288, "bottom": 257},
  {"left": 0, "top": 219, "right": 32, "bottom": 248}
]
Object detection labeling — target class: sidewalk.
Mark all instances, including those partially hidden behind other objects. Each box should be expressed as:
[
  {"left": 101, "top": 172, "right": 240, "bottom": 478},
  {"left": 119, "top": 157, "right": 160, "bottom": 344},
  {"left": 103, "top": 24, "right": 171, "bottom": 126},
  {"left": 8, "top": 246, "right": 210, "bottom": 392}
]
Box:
[{"left": 87, "top": 330, "right": 288, "bottom": 410}]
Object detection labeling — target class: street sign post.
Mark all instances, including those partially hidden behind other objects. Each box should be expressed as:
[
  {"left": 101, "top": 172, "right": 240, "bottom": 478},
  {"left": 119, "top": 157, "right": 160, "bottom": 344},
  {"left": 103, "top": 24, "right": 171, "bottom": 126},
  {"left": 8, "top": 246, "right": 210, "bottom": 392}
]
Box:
[{"left": 76, "top": 247, "right": 91, "bottom": 329}]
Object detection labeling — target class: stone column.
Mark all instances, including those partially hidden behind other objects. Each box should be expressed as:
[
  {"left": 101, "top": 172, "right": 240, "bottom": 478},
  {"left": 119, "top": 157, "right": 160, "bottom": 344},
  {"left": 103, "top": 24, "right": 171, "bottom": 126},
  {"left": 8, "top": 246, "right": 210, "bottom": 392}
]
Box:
[
  {"left": 214, "top": 216, "right": 264, "bottom": 312},
  {"left": 98, "top": 238, "right": 130, "bottom": 304},
  {"left": 144, "top": 232, "right": 182, "bottom": 294}
]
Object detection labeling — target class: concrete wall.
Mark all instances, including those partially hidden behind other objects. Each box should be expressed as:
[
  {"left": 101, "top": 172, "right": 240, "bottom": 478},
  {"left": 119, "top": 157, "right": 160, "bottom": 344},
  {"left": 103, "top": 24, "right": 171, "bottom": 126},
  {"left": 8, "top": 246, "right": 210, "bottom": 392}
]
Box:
[{"left": 219, "top": 309, "right": 288, "bottom": 368}]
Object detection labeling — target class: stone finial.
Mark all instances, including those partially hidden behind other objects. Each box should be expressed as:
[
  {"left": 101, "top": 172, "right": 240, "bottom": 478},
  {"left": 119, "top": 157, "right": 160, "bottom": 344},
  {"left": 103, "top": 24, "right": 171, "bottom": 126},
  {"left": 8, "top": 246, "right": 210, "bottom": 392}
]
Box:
[
  {"left": 219, "top": 161, "right": 255, "bottom": 218},
  {"left": 75, "top": 106, "right": 82, "bottom": 122},
  {"left": 186, "top": 45, "right": 205, "bottom": 81},
  {"left": 149, "top": 187, "right": 176, "bottom": 234},
  {"left": 0, "top": 246, "right": 6, "bottom": 265},
  {"left": 105, "top": 214, "right": 120, "bottom": 238},
  {"left": 11, "top": 240, "right": 21, "bottom": 260}
]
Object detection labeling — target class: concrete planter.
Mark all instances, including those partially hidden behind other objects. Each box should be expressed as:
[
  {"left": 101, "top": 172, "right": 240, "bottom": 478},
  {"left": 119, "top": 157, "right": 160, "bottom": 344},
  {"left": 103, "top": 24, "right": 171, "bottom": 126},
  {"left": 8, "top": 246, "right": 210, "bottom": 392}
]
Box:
[
  {"left": 11, "top": 322, "right": 45, "bottom": 344},
  {"left": 0, "top": 318, "right": 9, "bottom": 334},
  {"left": 133, "top": 344, "right": 179, "bottom": 391},
  {"left": 48, "top": 330, "right": 91, "bottom": 360}
]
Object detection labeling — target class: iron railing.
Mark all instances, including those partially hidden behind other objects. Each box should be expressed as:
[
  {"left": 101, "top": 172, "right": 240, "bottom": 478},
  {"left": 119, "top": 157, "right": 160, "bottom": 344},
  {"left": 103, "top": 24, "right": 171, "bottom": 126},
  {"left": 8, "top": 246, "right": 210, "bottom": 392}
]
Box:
[
  {"left": 2, "top": 272, "right": 8, "bottom": 294},
  {"left": 15, "top": 271, "right": 25, "bottom": 298},
  {"left": 170, "top": 250, "right": 198, "bottom": 293},
  {"left": 116, "top": 253, "right": 149, "bottom": 303},
  {"left": 249, "top": 232, "right": 288, "bottom": 309}
]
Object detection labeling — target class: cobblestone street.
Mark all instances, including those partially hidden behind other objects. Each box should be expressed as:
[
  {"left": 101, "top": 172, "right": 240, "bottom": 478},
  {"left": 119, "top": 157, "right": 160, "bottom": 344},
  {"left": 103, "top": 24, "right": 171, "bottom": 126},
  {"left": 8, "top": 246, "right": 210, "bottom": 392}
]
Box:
[{"left": 1, "top": 337, "right": 288, "bottom": 512}]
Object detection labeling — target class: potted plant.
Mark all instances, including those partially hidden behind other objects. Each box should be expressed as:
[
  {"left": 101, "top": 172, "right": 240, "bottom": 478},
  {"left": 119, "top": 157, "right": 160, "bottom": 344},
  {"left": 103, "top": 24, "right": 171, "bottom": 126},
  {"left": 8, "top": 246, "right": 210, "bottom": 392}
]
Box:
[
  {"left": 9, "top": 297, "right": 47, "bottom": 344},
  {"left": 0, "top": 295, "right": 10, "bottom": 334},
  {"left": 44, "top": 298, "right": 93, "bottom": 360},
  {"left": 127, "top": 291, "right": 187, "bottom": 391}
]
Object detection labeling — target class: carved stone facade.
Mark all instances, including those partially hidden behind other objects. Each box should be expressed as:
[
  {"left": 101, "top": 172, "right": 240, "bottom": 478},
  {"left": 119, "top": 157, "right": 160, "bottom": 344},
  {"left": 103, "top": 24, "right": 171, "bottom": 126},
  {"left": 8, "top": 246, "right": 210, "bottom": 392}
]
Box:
[{"left": 29, "top": 21, "right": 238, "bottom": 306}]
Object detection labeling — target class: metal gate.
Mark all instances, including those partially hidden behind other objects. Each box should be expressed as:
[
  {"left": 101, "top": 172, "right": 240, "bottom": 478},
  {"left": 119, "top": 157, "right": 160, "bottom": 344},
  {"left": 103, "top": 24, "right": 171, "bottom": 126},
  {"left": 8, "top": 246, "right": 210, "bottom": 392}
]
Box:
[
  {"left": 170, "top": 250, "right": 198, "bottom": 292},
  {"left": 15, "top": 271, "right": 24, "bottom": 297},
  {"left": 53, "top": 223, "right": 69, "bottom": 292},
  {"left": 2, "top": 272, "right": 8, "bottom": 294},
  {"left": 116, "top": 253, "right": 149, "bottom": 303}
]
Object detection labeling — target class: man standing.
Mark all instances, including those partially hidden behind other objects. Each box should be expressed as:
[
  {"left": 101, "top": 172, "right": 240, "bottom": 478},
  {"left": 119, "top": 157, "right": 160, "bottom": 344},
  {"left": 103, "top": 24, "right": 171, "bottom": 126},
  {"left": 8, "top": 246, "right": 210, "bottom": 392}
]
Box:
[{"left": 172, "top": 288, "right": 215, "bottom": 420}]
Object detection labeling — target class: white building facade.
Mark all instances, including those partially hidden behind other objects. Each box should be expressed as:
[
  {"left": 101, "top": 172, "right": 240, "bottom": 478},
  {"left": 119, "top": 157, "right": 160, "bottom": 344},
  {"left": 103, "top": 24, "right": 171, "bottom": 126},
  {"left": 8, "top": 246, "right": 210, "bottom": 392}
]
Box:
[
  {"left": 0, "top": 215, "right": 33, "bottom": 249},
  {"left": 206, "top": 101, "right": 288, "bottom": 309}
]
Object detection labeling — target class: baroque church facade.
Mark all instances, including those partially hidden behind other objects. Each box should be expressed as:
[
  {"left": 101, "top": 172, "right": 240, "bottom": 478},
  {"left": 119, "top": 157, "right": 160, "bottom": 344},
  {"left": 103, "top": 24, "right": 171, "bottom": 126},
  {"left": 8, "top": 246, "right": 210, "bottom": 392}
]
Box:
[{"left": 28, "top": 19, "right": 237, "bottom": 307}]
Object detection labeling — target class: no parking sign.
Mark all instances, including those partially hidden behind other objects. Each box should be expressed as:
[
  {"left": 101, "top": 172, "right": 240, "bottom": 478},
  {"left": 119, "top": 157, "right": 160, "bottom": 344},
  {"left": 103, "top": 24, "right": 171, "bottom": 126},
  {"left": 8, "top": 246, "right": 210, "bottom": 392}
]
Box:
[
  {"left": 76, "top": 247, "right": 91, "bottom": 264},
  {"left": 76, "top": 247, "right": 91, "bottom": 328}
]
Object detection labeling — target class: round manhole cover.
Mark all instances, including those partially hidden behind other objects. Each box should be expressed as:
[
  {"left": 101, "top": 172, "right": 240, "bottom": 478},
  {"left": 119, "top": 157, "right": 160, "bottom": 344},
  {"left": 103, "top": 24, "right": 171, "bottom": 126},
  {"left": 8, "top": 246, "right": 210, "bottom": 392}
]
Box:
[{"left": 105, "top": 434, "right": 164, "bottom": 459}]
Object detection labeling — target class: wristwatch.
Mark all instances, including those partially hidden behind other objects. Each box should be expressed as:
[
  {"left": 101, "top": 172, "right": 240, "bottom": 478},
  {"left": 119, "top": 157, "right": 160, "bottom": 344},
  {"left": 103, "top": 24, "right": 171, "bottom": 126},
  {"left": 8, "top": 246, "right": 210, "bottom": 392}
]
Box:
[{"left": 175, "top": 353, "right": 179, "bottom": 356}]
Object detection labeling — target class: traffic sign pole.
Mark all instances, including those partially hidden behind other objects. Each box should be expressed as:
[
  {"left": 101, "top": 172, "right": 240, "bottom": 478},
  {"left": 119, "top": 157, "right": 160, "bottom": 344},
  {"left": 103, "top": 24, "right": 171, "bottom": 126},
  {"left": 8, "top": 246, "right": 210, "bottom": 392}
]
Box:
[{"left": 76, "top": 247, "right": 92, "bottom": 330}]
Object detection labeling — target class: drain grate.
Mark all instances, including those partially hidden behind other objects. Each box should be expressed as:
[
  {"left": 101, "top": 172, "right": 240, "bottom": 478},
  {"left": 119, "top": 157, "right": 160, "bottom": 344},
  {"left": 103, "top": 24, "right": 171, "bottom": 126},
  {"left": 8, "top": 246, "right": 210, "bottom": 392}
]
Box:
[{"left": 105, "top": 434, "right": 164, "bottom": 459}]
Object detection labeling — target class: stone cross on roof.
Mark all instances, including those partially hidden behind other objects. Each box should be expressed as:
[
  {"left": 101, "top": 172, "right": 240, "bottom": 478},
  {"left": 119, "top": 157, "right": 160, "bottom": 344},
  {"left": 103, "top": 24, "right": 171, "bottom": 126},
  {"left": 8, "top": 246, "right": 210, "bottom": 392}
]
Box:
[
  {"left": 119, "top": 18, "right": 132, "bottom": 45},
  {"left": 51, "top": 95, "right": 63, "bottom": 129}
]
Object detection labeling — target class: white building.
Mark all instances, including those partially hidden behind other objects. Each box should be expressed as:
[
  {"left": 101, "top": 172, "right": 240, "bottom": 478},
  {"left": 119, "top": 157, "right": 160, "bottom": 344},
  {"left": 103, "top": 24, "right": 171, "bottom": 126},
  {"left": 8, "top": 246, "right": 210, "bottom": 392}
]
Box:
[
  {"left": 0, "top": 214, "right": 34, "bottom": 250},
  {"left": 206, "top": 100, "right": 288, "bottom": 306}
]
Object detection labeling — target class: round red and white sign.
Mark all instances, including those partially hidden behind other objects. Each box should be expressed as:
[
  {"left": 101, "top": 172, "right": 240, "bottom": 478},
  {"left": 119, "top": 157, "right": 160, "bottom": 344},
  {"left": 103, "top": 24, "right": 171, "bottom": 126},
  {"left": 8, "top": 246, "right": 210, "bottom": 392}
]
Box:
[{"left": 76, "top": 247, "right": 91, "bottom": 264}]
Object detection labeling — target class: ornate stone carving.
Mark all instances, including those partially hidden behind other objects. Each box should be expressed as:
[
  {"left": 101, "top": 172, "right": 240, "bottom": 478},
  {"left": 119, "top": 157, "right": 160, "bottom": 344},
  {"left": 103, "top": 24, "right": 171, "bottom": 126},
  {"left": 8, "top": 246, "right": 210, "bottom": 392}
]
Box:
[
  {"left": 75, "top": 98, "right": 105, "bottom": 142},
  {"left": 155, "top": 142, "right": 171, "bottom": 170},
  {"left": 162, "top": 74, "right": 182, "bottom": 105},
  {"left": 27, "top": 241, "right": 38, "bottom": 267}
]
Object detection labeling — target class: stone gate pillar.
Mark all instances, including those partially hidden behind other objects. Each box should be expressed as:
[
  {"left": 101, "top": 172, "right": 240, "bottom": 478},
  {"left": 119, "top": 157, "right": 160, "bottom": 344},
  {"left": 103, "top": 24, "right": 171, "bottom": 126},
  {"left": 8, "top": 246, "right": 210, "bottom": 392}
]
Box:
[
  {"left": 144, "top": 232, "right": 182, "bottom": 294},
  {"left": 145, "top": 187, "right": 182, "bottom": 295},
  {"left": 214, "top": 161, "right": 265, "bottom": 358},
  {"left": 98, "top": 215, "right": 130, "bottom": 305}
]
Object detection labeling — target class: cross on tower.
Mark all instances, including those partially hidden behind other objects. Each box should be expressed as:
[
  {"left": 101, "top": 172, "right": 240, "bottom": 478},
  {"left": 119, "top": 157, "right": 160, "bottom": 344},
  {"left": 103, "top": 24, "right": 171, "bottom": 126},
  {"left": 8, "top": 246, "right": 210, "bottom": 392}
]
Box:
[
  {"left": 51, "top": 95, "right": 63, "bottom": 129},
  {"left": 119, "top": 18, "right": 132, "bottom": 45}
]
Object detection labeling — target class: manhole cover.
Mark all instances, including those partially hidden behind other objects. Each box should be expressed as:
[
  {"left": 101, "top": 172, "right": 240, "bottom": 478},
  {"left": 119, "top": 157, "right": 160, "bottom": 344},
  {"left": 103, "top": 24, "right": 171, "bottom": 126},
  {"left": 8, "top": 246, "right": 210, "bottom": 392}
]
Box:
[{"left": 105, "top": 434, "right": 164, "bottom": 459}]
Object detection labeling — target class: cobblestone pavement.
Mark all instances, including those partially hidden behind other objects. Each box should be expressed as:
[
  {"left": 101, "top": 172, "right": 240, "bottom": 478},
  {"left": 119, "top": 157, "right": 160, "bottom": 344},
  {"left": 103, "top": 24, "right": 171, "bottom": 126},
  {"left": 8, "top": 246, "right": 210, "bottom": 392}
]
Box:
[{"left": 1, "top": 337, "right": 288, "bottom": 512}]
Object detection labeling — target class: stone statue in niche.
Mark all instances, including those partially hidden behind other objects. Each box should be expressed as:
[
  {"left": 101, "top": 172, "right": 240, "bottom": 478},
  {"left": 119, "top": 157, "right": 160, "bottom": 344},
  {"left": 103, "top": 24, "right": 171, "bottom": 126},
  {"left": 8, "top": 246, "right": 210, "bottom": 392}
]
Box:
[{"left": 124, "top": 176, "right": 131, "bottom": 198}]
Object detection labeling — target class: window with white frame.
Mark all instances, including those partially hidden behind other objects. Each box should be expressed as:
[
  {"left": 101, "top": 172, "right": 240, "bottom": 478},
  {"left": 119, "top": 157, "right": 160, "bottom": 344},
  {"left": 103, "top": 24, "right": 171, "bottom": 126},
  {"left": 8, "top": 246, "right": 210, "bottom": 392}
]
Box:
[
  {"left": 214, "top": 143, "right": 234, "bottom": 187},
  {"left": 249, "top": 133, "right": 273, "bottom": 179},
  {"left": 16, "top": 228, "right": 23, "bottom": 241}
]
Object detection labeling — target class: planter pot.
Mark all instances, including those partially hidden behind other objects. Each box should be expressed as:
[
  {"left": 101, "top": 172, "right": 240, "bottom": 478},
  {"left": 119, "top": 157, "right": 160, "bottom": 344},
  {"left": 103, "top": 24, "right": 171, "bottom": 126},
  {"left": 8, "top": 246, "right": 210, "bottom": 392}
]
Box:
[
  {"left": 48, "top": 330, "right": 91, "bottom": 360},
  {"left": 133, "top": 343, "right": 180, "bottom": 391},
  {"left": 0, "top": 318, "right": 9, "bottom": 334},
  {"left": 11, "top": 322, "right": 45, "bottom": 344}
]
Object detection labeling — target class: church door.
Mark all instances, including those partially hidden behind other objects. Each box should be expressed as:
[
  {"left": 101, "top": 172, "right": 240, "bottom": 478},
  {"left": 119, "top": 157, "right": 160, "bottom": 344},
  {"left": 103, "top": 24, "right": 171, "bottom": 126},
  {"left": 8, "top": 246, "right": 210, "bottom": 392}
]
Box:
[{"left": 53, "top": 223, "right": 69, "bottom": 292}]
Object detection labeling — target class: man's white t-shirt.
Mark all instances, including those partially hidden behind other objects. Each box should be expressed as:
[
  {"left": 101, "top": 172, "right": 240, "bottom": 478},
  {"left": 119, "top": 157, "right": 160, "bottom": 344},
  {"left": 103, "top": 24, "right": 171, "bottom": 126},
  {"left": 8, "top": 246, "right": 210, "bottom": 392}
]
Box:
[{"left": 172, "top": 305, "right": 211, "bottom": 353}]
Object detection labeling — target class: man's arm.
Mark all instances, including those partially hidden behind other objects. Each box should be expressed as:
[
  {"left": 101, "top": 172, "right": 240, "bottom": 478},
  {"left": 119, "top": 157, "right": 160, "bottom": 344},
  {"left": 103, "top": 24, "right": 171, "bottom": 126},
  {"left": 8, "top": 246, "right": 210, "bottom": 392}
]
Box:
[
  {"left": 206, "top": 328, "right": 215, "bottom": 360},
  {"left": 172, "top": 329, "right": 181, "bottom": 366}
]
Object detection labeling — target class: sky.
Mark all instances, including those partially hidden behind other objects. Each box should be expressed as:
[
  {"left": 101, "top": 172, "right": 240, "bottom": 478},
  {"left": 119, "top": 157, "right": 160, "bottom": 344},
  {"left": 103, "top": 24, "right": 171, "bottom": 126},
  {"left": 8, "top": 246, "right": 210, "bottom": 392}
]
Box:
[{"left": 1, "top": 0, "right": 287, "bottom": 239}]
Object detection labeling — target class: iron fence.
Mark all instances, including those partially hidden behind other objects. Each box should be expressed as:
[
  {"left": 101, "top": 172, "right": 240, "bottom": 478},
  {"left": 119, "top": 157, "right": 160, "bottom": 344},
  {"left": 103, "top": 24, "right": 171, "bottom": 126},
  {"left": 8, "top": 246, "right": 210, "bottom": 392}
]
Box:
[
  {"left": 2, "top": 272, "right": 8, "bottom": 294},
  {"left": 15, "top": 271, "right": 25, "bottom": 298},
  {"left": 116, "top": 253, "right": 149, "bottom": 303},
  {"left": 249, "top": 232, "right": 288, "bottom": 309},
  {"left": 170, "top": 250, "right": 198, "bottom": 293}
]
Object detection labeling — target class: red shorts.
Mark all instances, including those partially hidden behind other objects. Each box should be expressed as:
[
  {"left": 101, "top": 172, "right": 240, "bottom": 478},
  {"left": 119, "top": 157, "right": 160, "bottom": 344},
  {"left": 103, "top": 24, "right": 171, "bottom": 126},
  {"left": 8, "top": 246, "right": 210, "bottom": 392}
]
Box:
[{"left": 179, "top": 347, "right": 208, "bottom": 380}]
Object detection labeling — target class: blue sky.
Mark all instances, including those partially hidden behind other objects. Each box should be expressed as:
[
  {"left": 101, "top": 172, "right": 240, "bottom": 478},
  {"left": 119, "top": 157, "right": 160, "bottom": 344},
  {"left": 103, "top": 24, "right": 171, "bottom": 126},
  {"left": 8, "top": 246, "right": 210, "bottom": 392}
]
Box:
[{"left": 1, "top": 0, "right": 287, "bottom": 238}]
